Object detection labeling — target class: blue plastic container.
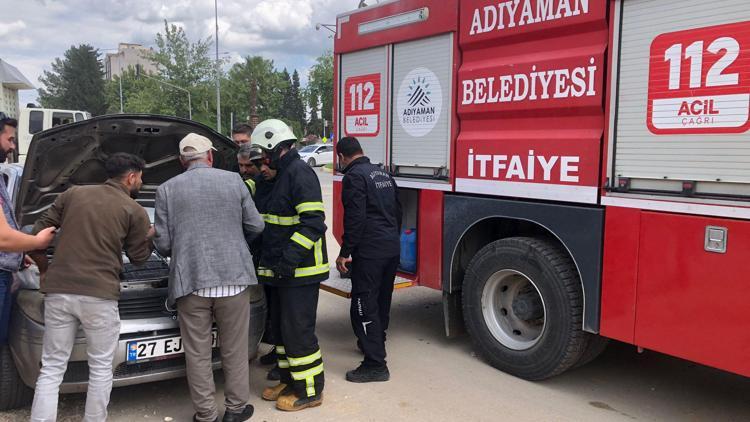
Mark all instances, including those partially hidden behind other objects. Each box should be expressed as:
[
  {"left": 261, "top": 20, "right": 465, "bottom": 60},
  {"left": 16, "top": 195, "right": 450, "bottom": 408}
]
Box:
[{"left": 400, "top": 229, "right": 417, "bottom": 273}]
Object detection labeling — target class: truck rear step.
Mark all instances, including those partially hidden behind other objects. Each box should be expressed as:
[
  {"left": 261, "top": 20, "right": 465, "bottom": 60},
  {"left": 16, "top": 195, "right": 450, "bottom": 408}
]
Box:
[{"left": 320, "top": 272, "right": 414, "bottom": 298}]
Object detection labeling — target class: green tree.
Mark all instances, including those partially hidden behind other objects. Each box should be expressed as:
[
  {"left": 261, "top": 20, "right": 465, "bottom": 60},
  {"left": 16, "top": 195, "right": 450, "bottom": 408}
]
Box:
[
  {"left": 223, "top": 56, "right": 286, "bottom": 126},
  {"left": 104, "top": 68, "right": 171, "bottom": 115},
  {"left": 38, "top": 44, "right": 108, "bottom": 115},
  {"left": 279, "top": 68, "right": 304, "bottom": 136},
  {"left": 290, "top": 70, "right": 306, "bottom": 132},
  {"left": 149, "top": 20, "right": 217, "bottom": 124},
  {"left": 307, "top": 52, "right": 334, "bottom": 136},
  {"left": 305, "top": 87, "right": 322, "bottom": 136}
]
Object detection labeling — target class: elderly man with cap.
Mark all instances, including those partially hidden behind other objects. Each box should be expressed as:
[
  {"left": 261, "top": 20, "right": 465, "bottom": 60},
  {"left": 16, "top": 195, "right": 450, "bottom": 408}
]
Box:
[{"left": 153, "top": 133, "right": 265, "bottom": 422}]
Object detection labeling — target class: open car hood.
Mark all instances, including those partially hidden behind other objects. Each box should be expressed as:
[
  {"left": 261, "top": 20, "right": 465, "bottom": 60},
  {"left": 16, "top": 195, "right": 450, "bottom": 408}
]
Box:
[{"left": 16, "top": 114, "right": 238, "bottom": 227}]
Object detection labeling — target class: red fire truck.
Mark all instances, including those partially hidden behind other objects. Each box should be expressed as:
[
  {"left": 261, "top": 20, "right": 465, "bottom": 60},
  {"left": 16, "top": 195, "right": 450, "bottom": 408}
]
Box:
[{"left": 326, "top": 0, "right": 750, "bottom": 380}]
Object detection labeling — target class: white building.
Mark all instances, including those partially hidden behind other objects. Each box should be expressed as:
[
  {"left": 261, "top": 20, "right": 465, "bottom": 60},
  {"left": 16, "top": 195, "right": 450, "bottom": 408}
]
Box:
[
  {"left": 0, "top": 59, "right": 34, "bottom": 118},
  {"left": 105, "top": 43, "right": 158, "bottom": 80}
]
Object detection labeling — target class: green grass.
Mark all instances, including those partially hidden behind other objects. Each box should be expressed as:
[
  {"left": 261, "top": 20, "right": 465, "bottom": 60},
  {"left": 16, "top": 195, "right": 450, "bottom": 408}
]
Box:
[{"left": 324, "top": 163, "right": 333, "bottom": 170}]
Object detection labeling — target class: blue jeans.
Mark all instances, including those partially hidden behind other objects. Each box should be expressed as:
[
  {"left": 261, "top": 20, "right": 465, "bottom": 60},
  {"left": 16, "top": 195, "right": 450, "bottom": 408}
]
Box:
[{"left": 0, "top": 270, "right": 12, "bottom": 345}]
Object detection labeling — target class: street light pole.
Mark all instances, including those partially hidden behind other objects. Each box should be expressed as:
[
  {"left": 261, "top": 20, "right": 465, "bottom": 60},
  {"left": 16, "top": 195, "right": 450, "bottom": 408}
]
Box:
[
  {"left": 215, "top": 0, "right": 222, "bottom": 133},
  {"left": 315, "top": 23, "right": 337, "bottom": 34},
  {"left": 137, "top": 65, "right": 192, "bottom": 120},
  {"left": 119, "top": 76, "right": 123, "bottom": 113}
]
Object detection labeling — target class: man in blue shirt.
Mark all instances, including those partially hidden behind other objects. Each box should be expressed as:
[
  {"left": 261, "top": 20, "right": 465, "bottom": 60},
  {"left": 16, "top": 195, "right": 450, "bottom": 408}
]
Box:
[{"left": 0, "top": 117, "right": 56, "bottom": 346}]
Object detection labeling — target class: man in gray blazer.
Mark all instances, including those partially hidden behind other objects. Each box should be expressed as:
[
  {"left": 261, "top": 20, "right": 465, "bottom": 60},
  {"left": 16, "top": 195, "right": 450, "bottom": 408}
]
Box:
[{"left": 153, "top": 133, "right": 265, "bottom": 422}]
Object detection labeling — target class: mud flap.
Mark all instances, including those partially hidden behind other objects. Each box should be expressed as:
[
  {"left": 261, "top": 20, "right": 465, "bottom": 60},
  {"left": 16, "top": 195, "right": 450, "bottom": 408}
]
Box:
[{"left": 443, "top": 291, "right": 465, "bottom": 339}]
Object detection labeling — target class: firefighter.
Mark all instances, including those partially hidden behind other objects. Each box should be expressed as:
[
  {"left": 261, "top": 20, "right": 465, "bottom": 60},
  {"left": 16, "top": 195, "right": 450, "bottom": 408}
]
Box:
[
  {"left": 252, "top": 119, "right": 328, "bottom": 412},
  {"left": 241, "top": 145, "right": 283, "bottom": 381},
  {"left": 334, "top": 136, "right": 402, "bottom": 383},
  {"left": 237, "top": 143, "right": 263, "bottom": 195}
]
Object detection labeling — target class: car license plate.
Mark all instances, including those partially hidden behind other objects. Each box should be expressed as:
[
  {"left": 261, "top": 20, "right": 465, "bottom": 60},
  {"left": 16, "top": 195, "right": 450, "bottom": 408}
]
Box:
[{"left": 126, "top": 331, "right": 218, "bottom": 362}]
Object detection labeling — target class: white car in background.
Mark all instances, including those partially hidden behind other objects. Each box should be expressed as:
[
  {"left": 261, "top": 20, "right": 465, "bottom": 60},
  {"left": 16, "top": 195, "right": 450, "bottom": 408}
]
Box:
[{"left": 298, "top": 144, "right": 334, "bottom": 167}]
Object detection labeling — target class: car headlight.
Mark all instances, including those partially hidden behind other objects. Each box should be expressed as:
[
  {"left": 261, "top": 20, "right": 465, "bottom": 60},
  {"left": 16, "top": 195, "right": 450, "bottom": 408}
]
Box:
[
  {"left": 16, "top": 289, "right": 45, "bottom": 324},
  {"left": 248, "top": 285, "right": 265, "bottom": 303}
]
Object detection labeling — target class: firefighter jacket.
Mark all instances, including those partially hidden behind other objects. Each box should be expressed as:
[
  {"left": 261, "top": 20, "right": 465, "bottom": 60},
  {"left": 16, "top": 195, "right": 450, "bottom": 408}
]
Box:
[
  {"left": 258, "top": 149, "right": 329, "bottom": 286},
  {"left": 249, "top": 175, "right": 275, "bottom": 268},
  {"left": 339, "top": 156, "right": 402, "bottom": 260},
  {"left": 245, "top": 178, "right": 257, "bottom": 196}
]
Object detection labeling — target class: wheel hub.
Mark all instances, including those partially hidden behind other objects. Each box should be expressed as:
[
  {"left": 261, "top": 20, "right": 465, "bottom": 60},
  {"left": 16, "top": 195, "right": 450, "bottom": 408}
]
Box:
[
  {"left": 481, "top": 269, "right": 546, "bottom": 351},
  {"left": 511, "top": 286, "right": 544, "bottom": 321}
]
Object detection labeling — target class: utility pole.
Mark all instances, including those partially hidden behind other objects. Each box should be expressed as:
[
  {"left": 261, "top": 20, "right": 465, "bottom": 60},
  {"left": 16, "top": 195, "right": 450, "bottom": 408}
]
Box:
[
  {"left": 118, "top": 60, "right": 124, "bottom": 113},
  {"left": 215, "top": 0, "right": 222, "bottom": 133}
]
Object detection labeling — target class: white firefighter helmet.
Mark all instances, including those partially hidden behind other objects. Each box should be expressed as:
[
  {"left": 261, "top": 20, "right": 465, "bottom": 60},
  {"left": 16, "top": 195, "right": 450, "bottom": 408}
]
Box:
[{"left": 251, "top": 119, "right": 297, "bottom": 151}]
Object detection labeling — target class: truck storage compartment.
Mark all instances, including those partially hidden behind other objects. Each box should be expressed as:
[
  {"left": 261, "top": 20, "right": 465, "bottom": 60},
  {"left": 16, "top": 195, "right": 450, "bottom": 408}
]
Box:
[
  {"left": 391, "top": 33, "right": 454, "bottom": 179},
  {"left": 634, "top": 212, "right": 750, "bottom": 377},
  {"left": 611, "top": 0, "right": 750, "bottom": 199},
  {"left": 398, "top": 189, "right": 419, "bottom": 273}
]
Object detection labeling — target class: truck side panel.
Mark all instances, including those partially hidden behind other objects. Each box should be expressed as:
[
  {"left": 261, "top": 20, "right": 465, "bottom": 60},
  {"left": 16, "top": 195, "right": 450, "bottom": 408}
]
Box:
[
  {"left": 455, "top": 0, "right": 608, "bottom": 205},
  {"left": 634, "top": 212, "right": 750, "bottom": 377},
  {"left": 599, "top": 206, "right": 640, "bottom": 344}
]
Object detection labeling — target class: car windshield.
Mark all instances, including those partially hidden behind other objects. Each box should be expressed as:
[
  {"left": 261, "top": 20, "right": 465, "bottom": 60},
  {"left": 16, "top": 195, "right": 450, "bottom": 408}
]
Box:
[{"left": 299, "top": 146, "right": 318, "bottom": 153}]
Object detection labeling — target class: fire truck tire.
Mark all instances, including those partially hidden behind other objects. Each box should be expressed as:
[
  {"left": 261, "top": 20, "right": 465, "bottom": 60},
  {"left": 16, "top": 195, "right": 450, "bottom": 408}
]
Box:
[
  {"left": 573, "top": 335, "right": 610, "bottom": 369},
  {"left": 462, "top": 237, "right": 587, "bottom": 380},
  {"left": 0, "top": 344, "right": 33, "bottom": 411}
]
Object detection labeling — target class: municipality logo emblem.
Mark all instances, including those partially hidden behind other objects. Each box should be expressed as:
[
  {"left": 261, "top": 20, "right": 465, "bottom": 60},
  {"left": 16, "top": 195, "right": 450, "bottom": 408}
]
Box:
[
  {"left": 408, "top": 76, "right": 432, "bottom": 108},
  {"left": 397, "top": 67, "right": 442, "bottom": 137}
]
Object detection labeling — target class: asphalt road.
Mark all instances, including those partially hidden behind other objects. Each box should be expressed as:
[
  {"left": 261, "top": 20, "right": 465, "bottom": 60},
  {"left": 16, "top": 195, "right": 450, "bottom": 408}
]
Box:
[{"left": 1, "top": 167, "right": 748, "bottom": 422}]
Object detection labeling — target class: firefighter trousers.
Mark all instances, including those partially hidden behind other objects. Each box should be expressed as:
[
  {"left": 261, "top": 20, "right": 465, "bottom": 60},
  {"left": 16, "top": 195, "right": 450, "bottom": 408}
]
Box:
[
  {"left": 269, "top": 283, "right": 324, "bottom": 398},
  {"left": 350, "top": 255, "right": 399, "bottom": 368},
  {"left": 261, "top": 284, "right": 276, "bottom": 345}
]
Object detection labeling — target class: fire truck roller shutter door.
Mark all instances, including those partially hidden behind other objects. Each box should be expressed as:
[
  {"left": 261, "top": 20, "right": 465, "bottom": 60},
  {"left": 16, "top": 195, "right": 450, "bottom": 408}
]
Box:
[
  {"left": 613, "top": 0, "right": 750, "bottom": 198},
  {"left": 340, "top": 47, "right": 388, "bottom": 166},
  {"left": 391, "top": 33, "right": 453, "bottom": 178}
]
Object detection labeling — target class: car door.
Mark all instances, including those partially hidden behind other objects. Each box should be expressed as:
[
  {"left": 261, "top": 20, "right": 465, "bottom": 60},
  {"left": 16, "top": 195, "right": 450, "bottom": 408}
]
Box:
[{"left": 318, "top": 145, "right": 334, "bottom": 165}]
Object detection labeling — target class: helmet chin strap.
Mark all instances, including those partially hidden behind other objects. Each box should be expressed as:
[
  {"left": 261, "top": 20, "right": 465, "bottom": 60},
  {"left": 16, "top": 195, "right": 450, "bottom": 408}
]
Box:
[{"left": 269, "top": 140, "right": 294, "bottom": 169}]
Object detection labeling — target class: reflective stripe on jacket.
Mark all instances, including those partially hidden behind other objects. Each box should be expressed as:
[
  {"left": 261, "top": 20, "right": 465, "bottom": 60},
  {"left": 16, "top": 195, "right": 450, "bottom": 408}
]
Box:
[{"left": 258, "top": 149, "right": 329, "bottom": 286}]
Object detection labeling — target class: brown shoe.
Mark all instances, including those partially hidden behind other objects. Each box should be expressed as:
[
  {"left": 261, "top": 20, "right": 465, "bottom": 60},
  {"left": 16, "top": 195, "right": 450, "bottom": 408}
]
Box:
[
  {"left": 262, "top": 383, "right": 290, "bottom": 401},
  {"left": 276, "top": 392, "right": 323, "bottom": 412}
]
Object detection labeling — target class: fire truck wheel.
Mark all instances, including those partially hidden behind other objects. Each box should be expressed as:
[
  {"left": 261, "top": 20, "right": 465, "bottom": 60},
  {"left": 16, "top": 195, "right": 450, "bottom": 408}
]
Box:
[
  {"left": 573, "top": 335, "right": 609, "bottom": 369},
  {"left": 462, "top": 237, "right": 587, "bottom": 380},
  {"left": 0, "top": 344, "right": 33, "bottom": 411}
]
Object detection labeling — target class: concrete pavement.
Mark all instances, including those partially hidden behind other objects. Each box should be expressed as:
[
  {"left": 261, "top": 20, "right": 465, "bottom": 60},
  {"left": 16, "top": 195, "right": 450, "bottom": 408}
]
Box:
[{"left": 1, "top": 167, "right": 748, "bottom": 422}]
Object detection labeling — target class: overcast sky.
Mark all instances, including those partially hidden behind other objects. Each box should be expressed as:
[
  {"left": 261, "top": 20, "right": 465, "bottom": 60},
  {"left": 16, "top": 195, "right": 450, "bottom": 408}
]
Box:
[{"left": 2, "top": 0, "right": 357, "bottom": 106}]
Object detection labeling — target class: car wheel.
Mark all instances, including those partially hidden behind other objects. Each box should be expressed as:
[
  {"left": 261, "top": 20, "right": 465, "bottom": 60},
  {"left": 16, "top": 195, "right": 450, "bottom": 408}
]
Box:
[
  {"left": 0, "top": 344, "right": 33, "bottom": 411},
  {"left": 307, "top": 158, "right": 316, "bottom": 167},
  {"left": 462, "top": 237, "right": 589, "bottom": 380}
]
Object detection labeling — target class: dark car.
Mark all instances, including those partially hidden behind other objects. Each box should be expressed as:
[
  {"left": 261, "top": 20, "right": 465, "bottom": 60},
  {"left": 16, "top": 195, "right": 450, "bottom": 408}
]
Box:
[{"left": 0, "top": 115, "right": 266, "bottom": 411}]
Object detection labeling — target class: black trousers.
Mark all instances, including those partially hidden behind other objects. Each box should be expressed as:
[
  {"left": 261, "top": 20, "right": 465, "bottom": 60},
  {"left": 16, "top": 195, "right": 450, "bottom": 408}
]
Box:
[
  {"left": 269, "top": 283, "right": 324, "bottom": 398},
  {"left": 261, "top": 284, "right": 276, "bottom": 345},
  {"left": 350, "top": 255, "right": 399, "bottom": 368}
]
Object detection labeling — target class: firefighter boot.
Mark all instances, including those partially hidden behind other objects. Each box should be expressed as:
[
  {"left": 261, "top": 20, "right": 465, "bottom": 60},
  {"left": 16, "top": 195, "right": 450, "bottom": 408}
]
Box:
[
  {"left": 346, "top": 364, "right": 390, "bottom": 383},
  {"left": 276, "top": 392, "right": 323, "bottom": 412},
  {"left": 262, "top": 383, "right": 291, "bottom": 401}
]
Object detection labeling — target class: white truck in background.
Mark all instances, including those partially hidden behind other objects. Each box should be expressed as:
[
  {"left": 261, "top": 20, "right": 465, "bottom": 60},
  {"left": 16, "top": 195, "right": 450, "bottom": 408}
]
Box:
[{"left": 16, "top": 106, "right": 91, "bottom": 164}]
